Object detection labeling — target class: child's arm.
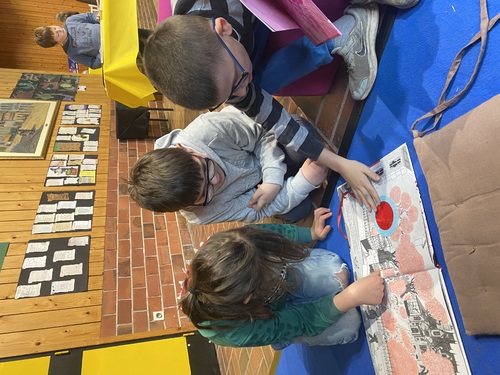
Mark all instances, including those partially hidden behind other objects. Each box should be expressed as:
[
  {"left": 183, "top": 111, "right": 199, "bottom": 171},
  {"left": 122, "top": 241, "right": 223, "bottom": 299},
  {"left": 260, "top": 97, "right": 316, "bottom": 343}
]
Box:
[
  {"left": 66, "top": 12, "right": 100, "bottom": 24},
  {"left": 200, "top": 272, "right": 384, "bottom": 348},
  {"left": 310, "top": 207, "right": 333, "bottom": 241},
  {"left": 250, "top": 206, "right": 331, "bottom": 243},
  {"left": 300, "top": 158, "right": 328, "bottom": 186},
  {"left": 249, "top": 207, "right": 332, "bottom": 243},
  {"left": 248, "top": 157, "right": 327, "bottom": 211},
  {"left": 231, "top": 84, "right": 381, "bottom": 211},
  {"left": 333, "top": 270, "right": 385, "bottom": 312},
  {"left": 199, "top": 293, "right": 346, "bottom": 348},
  {"left": 186, "top": 168, "right": 318, "bottom": 224},
  {"left": 317, "top": 149, "right": 381, "bottom": 211},
  {"left": 67, "top": 52, "right": 102, "bottom": 70},
  {"left": 247, "top": 183, "right": 281, "bottom": 211}
]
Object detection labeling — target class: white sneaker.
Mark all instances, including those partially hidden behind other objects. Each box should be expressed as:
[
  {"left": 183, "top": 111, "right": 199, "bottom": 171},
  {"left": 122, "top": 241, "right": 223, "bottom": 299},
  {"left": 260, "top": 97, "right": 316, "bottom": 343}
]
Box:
[
  {"left": 333, "top": 4, "right": 379, "bottom": 101},
  {"left": 351, "top": 0, "right": 419, "bottom": 9}
]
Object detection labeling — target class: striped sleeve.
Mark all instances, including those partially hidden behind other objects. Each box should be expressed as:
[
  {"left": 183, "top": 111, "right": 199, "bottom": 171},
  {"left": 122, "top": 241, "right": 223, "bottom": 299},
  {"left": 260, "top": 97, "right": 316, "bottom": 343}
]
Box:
[{"left": 230, "top": 83, "right": 325, "bottom": 160}]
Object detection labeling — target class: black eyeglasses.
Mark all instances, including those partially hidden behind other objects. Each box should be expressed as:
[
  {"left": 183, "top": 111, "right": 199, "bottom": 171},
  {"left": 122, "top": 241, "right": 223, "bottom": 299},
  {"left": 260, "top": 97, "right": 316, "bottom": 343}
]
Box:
[
  {"left": 209, "top": 17, "right": 249, "bottom": 112},
  {"left": 202, "top": 158, "right": 216, "bottom": 206}
]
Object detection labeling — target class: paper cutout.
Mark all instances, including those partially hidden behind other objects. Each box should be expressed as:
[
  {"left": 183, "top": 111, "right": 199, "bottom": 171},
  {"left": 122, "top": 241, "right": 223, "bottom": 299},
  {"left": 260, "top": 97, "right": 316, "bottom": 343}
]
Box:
[
  {"left": 15, "top": 236, "right": 90, "bottom": 299},
  {"left": 32, "top": 191, "right": 95, "bottom": 234},
  {"left": 339, "top": 144, "right": 471, "bottom": 375}
]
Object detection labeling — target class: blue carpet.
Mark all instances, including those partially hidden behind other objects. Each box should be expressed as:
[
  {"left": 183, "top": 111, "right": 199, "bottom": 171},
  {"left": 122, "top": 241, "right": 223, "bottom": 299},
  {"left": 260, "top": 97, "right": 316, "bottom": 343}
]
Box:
[{"left": 277, "top": 1, "right": 500, "bottom": 374}]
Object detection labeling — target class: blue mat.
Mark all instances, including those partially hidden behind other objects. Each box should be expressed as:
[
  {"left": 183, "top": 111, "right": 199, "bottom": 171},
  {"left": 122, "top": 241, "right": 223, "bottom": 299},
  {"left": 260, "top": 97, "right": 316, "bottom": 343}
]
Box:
[{"left": 277, "top": 1, "right": 500, "bottom": 374}]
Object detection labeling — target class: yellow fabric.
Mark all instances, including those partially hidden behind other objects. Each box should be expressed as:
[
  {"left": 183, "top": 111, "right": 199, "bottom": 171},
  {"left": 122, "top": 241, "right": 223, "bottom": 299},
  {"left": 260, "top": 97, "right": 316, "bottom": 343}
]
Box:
[
  {"left": 88, "top": 67, "right": 102, "bottom": 75},
  {"left": 0, "top": 357, "right": 50, "bottom": 373},
  {"left": 101, "top": 0, "right": 156, "bottom": 107}
]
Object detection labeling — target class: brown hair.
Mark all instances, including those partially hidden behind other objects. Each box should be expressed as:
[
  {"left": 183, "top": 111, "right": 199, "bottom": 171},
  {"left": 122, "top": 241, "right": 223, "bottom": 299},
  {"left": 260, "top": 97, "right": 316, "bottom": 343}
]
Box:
[
  {"left": 128, "top": 148, "right": 203, "bottom": 212},
  {"left": 180, "top": 226, "right": 309, "bottom": 329},
  {"left": 143, "top": 15, "right": 225, "bottom": 110},
  {"left": 34, "top": 26, "right": 57, "bottom": 48}
]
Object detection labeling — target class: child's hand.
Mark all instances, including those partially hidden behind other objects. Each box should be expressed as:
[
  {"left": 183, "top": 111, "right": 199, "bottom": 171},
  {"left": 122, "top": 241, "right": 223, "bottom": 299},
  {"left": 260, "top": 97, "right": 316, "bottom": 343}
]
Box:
[
  {"left": 338, "top": 159, "right": 380, "bottom": 212},
  {"left": 247, "top": 183, "right": 281, "bottom": 211},
  {"left": 310, "top": 207, "right": 332, "bottom": 241},
  {"left": 333, "top": 270, "right": 385, "bottom": 312},
  {"left": 300, "top": 159, "right": 328, "bottom": 186}
]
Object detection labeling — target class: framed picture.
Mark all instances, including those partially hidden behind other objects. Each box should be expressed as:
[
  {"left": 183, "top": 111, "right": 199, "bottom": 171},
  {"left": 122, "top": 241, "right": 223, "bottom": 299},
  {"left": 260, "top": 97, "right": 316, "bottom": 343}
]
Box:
[{"left": 0, "top": 99, "right": 60, "bottom": 159}]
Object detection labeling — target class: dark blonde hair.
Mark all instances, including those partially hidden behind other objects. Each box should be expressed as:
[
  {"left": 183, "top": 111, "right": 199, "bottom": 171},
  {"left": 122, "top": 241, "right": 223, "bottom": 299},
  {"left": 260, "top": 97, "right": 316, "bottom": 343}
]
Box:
[
  {"left": 34, "top": 26, "right": 57, "bottom": 48},
  {"left": 180, "top": 226, "right": 309, "bottom": 329},
  {"left": 143, "top": 15, "right": 225, "bottom": 110},
  {"left": 128, "top": 148, "right": 203, "bottom": 212}
]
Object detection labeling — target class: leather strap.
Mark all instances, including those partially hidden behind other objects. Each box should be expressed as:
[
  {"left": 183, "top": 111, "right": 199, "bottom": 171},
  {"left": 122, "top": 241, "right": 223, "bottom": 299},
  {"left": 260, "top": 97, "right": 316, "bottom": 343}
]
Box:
[{"left": 411, "top": 0, "right": 500, "bottom": 138}]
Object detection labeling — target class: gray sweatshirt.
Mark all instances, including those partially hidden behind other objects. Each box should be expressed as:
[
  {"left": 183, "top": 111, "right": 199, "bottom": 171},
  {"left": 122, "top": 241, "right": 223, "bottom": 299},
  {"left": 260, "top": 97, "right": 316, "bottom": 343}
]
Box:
[
  {"left": 154, "top": 107, "right": 318, "bottom": 224},
  {"left": 63, "top": 12, "right": 101, "bottom": 69}
]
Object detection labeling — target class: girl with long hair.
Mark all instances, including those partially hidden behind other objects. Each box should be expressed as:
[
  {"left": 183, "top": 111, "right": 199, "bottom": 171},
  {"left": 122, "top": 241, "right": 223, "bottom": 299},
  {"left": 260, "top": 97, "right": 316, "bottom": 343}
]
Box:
[{"left": 180, "top": 208, "right": 384, "bottom": 348}]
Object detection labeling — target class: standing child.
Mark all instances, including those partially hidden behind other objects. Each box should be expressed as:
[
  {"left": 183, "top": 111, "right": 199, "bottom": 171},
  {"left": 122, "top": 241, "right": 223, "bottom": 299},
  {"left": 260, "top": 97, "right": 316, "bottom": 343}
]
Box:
[
  {"left": 34, "top": 12, "right": 151, "bottom": 69},
  {"left": 34, "top": 12, "right": 102, "bottom": 69},
  {"left": 180, "top": 208, "right": 385, "bottom": 348}
]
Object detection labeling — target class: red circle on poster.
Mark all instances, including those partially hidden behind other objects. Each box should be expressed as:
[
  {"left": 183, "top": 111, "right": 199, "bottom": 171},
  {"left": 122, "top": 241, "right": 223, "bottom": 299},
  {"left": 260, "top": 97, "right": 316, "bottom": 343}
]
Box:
[{"left": 375, "top": 201, "right": 394, "bottom": 230}]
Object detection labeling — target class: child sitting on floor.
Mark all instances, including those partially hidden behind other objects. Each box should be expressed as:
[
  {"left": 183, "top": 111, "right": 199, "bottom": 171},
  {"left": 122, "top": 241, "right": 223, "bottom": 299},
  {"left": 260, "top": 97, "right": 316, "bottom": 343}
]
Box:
[
  {"left": 142, "top": 0, "right": 420, "bottom": 211},
  {"left": 128, "top": 107, "right": 327, "bottom": 224},
  {"left": 180, "top": 207, "right": 385, "bottom": 348}
]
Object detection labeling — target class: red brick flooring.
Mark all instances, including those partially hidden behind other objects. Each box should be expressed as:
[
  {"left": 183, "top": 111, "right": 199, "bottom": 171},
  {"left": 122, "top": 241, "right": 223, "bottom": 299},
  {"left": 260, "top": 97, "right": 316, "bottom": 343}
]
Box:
[{"left": 101, "top": 102, "right": 196, "bottom": 337}]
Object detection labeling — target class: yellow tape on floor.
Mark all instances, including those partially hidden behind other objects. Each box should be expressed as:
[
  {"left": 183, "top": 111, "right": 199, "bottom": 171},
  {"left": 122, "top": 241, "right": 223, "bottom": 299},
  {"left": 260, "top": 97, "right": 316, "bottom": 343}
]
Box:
[
  {"left": 81, "top": 337, "right": 190, "bottom": 375},
  {"left": 0, "top": 357, "right": 50, "bottom": 374}
]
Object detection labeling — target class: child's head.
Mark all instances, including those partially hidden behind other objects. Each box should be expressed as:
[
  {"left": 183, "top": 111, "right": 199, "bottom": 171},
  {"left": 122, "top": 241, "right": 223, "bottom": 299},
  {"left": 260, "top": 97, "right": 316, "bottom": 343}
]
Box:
[
  {"left": 143, "top": 15, "right": 252, "bottom": 110},
  {"left": 128, "top": 148, "right": 205, "bottom": 212},
  {"left": 34, "top": 26, "right": 66, "bottom": 48},
  {"left": 180, "top": 226, "right": 309, "bottom": 328}
]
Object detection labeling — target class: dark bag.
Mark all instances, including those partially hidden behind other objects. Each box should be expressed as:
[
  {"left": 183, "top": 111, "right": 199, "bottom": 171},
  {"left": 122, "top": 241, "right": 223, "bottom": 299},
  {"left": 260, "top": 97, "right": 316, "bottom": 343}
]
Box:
[{"left": 115, "top": 102, "right": 150, "bottom": 140}]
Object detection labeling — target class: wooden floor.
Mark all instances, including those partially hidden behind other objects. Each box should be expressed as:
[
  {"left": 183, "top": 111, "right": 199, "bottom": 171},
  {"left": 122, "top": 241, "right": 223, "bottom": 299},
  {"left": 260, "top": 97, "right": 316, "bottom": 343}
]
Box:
[{"left": 0, "top": 68, "right": 109, "bottom": 359}]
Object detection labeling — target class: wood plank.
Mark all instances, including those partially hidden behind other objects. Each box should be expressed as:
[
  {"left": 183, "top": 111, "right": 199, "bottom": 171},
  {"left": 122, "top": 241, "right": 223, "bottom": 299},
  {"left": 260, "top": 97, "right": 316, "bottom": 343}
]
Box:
[
  {"left": 0, "top": 323, "right": 102, "bottom": 359},
  {"left": 0, "top": 197, "right": 108, "bottom": 211},
  {"left": 0, "top": 190, "right": 109, "bottom": 202},
  {"left": 0, "top": 290, "right": 102, "bottom": 316},
  {"left": 0, "top": 184, "right": 108, "bottom": 193},
  {"left": 0, "top": 66, "right": 113, "bottom": 359},
  {"left": 1, "top": 237, "right": 105, "bottom": 256},
  {"left": 0, "top": 269, "right": 102, "bottom": 289},
  {"left": 0, "top": 305, "right": 101, "bottom": 334},
  {"left": 0, "top": 231, "right": 105, "bottom": 245},
  {"left": 0, "top": 323, "right": 190, "bottom": 360},
  {"left": 87, "top": 275, "right": 103, "bottom": 291},
  {"left": 1, "top": 250, "right": 104, "bottom": 270},
  {"left": 0, "top": 220, "right": 106, "bottom": 234},
  {"left": 0, "top": 263, "right": 102, "bottom": 298}
]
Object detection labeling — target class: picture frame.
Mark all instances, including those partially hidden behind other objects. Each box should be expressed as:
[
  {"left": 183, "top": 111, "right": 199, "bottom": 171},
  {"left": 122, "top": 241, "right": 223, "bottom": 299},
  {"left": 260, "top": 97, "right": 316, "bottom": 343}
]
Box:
[{"left": 0, "top": 99, "right": 60, "bottom": 159}]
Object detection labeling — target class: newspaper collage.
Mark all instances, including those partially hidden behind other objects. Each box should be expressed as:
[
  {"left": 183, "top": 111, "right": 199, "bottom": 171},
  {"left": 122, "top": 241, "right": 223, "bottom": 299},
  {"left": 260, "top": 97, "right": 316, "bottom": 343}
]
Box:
[{"left": 338, "top": 144, "right": 470, "bottom": 375}]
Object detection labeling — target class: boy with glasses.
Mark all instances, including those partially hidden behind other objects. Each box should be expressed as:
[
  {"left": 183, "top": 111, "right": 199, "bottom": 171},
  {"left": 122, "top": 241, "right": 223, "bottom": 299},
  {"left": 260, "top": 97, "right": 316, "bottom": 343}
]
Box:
[
  {"left": 128, "top": 107, "right": 327, "bottom": 225},
  {"left": 143, "top": 0, "right": 419, "bottom": 212}
]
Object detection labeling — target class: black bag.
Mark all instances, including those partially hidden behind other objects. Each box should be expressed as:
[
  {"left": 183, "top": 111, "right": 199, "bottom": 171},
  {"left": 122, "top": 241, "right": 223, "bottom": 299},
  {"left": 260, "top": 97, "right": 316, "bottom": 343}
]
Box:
[{"left": 115, "top": 102, "right": 150, "bottom": 140}]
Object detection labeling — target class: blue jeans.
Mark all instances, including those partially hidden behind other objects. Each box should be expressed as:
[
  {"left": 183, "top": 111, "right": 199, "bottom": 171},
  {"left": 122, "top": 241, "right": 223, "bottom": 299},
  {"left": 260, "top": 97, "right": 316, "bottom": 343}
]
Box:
[
  {"left": 272, "top": 249, "right": 361, "bottom": 350},
  {"left": 251, "top": 20, "right": 335, "bottom": 94}
]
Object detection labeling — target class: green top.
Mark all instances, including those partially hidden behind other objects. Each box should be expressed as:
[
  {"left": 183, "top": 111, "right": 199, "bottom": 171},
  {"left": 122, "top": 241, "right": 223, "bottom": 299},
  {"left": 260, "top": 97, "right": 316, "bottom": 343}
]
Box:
[{"left": 197, "top": 224, "right": 344, "bottom": 347}]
